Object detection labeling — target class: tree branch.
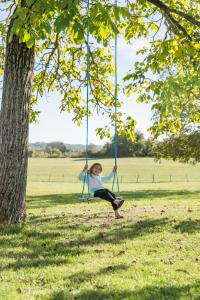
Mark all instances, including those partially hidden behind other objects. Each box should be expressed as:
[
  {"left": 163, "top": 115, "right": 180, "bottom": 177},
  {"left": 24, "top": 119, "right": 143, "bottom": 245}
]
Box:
[
  {"left": 147, "top": 0, "right": 199, "bottom": 39},
  {"left": 170, "top": 8, "right": 200, "bottom": 27}
]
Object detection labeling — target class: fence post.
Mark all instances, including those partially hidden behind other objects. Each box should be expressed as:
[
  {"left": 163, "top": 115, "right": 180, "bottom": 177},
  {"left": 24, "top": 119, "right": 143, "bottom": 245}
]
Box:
[
  {"left": 136, "top": 175, "right": 139, "bottom": 183},
  {"left": 152, "top": 174, "right": 155, "bottom": 183},
  {"left": 170, "top": 175, "right": 172, "bottom": 182}
]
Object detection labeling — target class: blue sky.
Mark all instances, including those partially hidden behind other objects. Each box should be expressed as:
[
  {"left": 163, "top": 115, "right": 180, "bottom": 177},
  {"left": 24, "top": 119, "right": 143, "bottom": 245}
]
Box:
[{"left": 29, "top": 37, "right": 152, "bottom": 145}]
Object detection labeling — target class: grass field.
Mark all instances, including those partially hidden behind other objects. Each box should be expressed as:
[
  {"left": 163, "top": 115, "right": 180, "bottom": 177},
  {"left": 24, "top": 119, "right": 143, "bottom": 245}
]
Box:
[
  {"left": 1, "top": 158, "right": 200, "bottom": 300},
  {"left": 27, "top": 157, "right": 200, "bottom": 184}
]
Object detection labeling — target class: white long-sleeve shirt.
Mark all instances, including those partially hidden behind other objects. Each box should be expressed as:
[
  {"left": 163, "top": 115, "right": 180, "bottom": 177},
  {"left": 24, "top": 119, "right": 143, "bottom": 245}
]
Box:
[{"left": 78, "top": 171, "right": 114, "bottom": 193}]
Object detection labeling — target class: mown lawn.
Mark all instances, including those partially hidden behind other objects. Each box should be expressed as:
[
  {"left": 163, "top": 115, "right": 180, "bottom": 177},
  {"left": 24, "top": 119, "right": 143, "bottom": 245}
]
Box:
[
  {"left": 1, "top": 188, "right": 200, "bottom": 300},
  {"left": 27, "top": 157, "right": 200, "bottom": 183}
]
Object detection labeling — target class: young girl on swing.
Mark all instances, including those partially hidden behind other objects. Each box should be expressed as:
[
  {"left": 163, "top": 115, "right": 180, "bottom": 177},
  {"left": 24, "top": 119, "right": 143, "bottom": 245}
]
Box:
[{"left": 79, "top": 163, "right": 124, "bottom": 219}]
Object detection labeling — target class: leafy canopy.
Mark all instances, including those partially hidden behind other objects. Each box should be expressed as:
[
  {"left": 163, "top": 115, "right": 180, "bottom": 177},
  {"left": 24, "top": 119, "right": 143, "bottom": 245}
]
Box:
[{"left": 0, "top": 0, "right": 199, "bottom": 142}]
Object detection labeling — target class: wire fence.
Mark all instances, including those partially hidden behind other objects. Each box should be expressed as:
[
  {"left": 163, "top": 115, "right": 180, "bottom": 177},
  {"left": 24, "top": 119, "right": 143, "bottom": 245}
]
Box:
[{"left": 28, "top": 174, "right": 200, "bottom": 183}]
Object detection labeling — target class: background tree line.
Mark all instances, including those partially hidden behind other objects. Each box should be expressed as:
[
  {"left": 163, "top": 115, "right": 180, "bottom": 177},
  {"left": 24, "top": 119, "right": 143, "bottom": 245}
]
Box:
[
  {"left": 29, "top": 129, "right": 200, "bottom": 163},
  {"left": 28, "top": 131, "right": 154, "bottom": 158},
  {"left": 88, "top": 131, "right": 153, "bottom": 158}
]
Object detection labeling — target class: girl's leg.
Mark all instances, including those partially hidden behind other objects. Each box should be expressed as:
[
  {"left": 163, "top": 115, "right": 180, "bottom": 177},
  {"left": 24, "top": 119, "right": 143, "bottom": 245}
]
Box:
[
  {"left": 105, "top": 189, "right": 124, "bottom": 210},
  {"left": 94, "top": 189, "right": 118, "bottom": 210},
  {"left": 94, "top": 189, "right": 123, "bottom": 218},
  {"left": 105, "top": 189, "right": 115, "bottom": 199}
]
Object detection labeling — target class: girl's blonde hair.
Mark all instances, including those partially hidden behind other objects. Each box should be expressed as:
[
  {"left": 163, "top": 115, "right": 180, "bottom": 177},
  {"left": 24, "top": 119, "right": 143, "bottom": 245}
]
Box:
[{"left": 89, "top": 163, "right": 102, "bottom": 175}]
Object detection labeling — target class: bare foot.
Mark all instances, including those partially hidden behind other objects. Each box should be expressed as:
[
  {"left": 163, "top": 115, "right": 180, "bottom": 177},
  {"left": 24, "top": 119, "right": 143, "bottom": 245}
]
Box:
[
  {"left": 115, "top": 215, "right": 124, "bottom": 219},
  {"left": 114, "top": 209, "right": 123, "bottom": 219},
  {"left": 114, "top": 199, "right": 124, "bottom": 209}
]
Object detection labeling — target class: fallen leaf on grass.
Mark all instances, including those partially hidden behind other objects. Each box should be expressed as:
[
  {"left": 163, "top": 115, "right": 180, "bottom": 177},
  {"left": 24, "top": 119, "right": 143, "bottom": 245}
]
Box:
[
  {"left": 97, "top": 232, "right": 106, "bottom": 239},
  {"left": 116, "top": 250, "right": 125, "bottom": 256},
  {"left": 99, "top": 223, "right": 108, "bottom": 228},
  {"left": 131, "top": 258, "right": 137, "bottom": 263},
  {"left": 95, "top": 284, "right": 105, "bottom": 289},
  {"left": 161, "top": 259, "right": 173, "bottom": 265},
  {"left": 188, "top": 208, "right": 192, "bottom": 212},
  {"left": 94, "top": 249, "right": 105, "bottom": 253},
  {"left": 148, "top": 249, "right": 157, "bottom": 254},
  {"left": 160, "top": 238, "right": 166, "bottom": 241},
  {"left": 176, "top": 269, "right": 189, "bottom": 274},
  {"left": 63, "top": 240, "right": 78, "bottom": 247},
  {"left": 19, "top": 277, "right": 29, "bottom": 283},
  {"left": 176, "top": 239, "right": 183, "bottom": 243},
  {"left": 16, "top": 288, "right": 22, "bottom": 294}
]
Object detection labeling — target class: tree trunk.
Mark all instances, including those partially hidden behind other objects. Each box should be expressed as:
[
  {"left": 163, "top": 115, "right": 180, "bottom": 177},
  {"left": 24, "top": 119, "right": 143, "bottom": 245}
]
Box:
[{"left": 0, "top": 23, "right": 34, "bottom": 224}]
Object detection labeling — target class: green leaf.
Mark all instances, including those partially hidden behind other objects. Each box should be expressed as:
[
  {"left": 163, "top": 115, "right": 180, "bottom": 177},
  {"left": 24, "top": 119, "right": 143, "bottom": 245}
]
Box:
[
  {"left": 54, "top": 15, "right": 70, "bottom": 33},
  {"left": 13, "top": 7, "right": 28, "bottom": 20},
  {"left": 149, "top": 23, "right": 159, "bottom": 31},
  {"left": 22, "top": 31, "right": 31, "bottom": 42},
  {"left": 26, "top": 36, "right": 35, "bottom": 48},
  {"left": 26, "top": 0, "right": 35, "bottom": 6}
]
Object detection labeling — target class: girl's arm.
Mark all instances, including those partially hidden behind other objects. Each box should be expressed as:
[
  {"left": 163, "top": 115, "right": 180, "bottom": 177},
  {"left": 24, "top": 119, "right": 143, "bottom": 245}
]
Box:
[
  {"left": 101, "top": 171, "right": 114, "bottom": 182},
  {"left": 78, "top": 171, "right": 86, "bottom": 182},
  {"left": 101, "top": 166, "right": 117, "bottom": 182},
  {"left": 78, "top": 164, "right": 88, "bottom": 181}
]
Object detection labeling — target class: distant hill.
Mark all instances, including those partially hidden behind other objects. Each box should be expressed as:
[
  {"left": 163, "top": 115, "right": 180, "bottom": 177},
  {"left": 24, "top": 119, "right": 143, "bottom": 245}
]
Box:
[
  {"left": 29, "top": 142, "right": 103, "bottom": 151},
  {"left": 29, "top": 142, "right": 48, "bottom": 149}
]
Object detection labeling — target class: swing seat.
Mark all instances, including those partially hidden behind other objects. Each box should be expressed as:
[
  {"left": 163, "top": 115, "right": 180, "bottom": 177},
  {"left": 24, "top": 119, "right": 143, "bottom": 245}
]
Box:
[
  {"left": 79, "top": 193, "right": 95, "bottom": 201},
  {"left": 115, "top": 194, "right": 124, "bottom": 201},
  {"left": 79, "top": 193, "right": 124, "bottom": 202}
]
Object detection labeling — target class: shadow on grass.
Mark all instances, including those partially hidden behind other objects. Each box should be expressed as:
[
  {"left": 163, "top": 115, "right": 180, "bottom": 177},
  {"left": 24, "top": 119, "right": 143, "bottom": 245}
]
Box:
[
  {"left": 0, "top": 215, "right": 171, "bottom": 271},
  {"left": 174, "top": 219, "right": 200, "bottom": 233},
  {"left": 47, "top": 281, "right": 200, "bottom": 300},
  {"left": 0, "top": 219, "right": 83, "bottom": 271},
  {"left": 63, "top": 217, "right": 170, "bottom": 247},
  {"left": 27, "top": 190, "right": 200, "bottom": 209},
  {"left": 1, "top": 189, "right": 199, "bottom": 271},
  {"left": 1, "top": 211, "right": 200, "bottom": 272},
  {"left": 67, "top": 264, "right": 130, "bottom": 286},
  {"left": 123, "top": 190, "right": 200, "bottom": 201},
  {"left": 27, "top": 193, "right": 80, "bottom": 208}
]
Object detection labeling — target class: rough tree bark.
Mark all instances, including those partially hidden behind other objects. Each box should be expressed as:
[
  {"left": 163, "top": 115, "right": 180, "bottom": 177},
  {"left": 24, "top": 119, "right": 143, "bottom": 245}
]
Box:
[{"left": 0, "top": 21, "right": 34, "bottom": 224}]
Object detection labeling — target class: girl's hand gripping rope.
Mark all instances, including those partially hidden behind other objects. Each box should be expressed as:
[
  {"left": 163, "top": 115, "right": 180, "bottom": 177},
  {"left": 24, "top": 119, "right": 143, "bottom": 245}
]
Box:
[
  {"left": 113, "top": 165, "right": 117, "bottom": 172},
  {"left": 83, "top": 164, "right": 88, "bottom": 171}
]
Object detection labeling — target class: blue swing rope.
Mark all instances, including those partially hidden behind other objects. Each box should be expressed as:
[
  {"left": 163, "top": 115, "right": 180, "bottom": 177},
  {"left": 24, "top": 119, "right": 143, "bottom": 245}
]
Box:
[
  {"left": 81, "top": 0, "right": 120, "bottom": 199},
  {"left": 112, "top": 0, "right": 120, "bottom": 195},
  {"left": 81, "top": 0, "right": 90, "bottom": 198}
]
